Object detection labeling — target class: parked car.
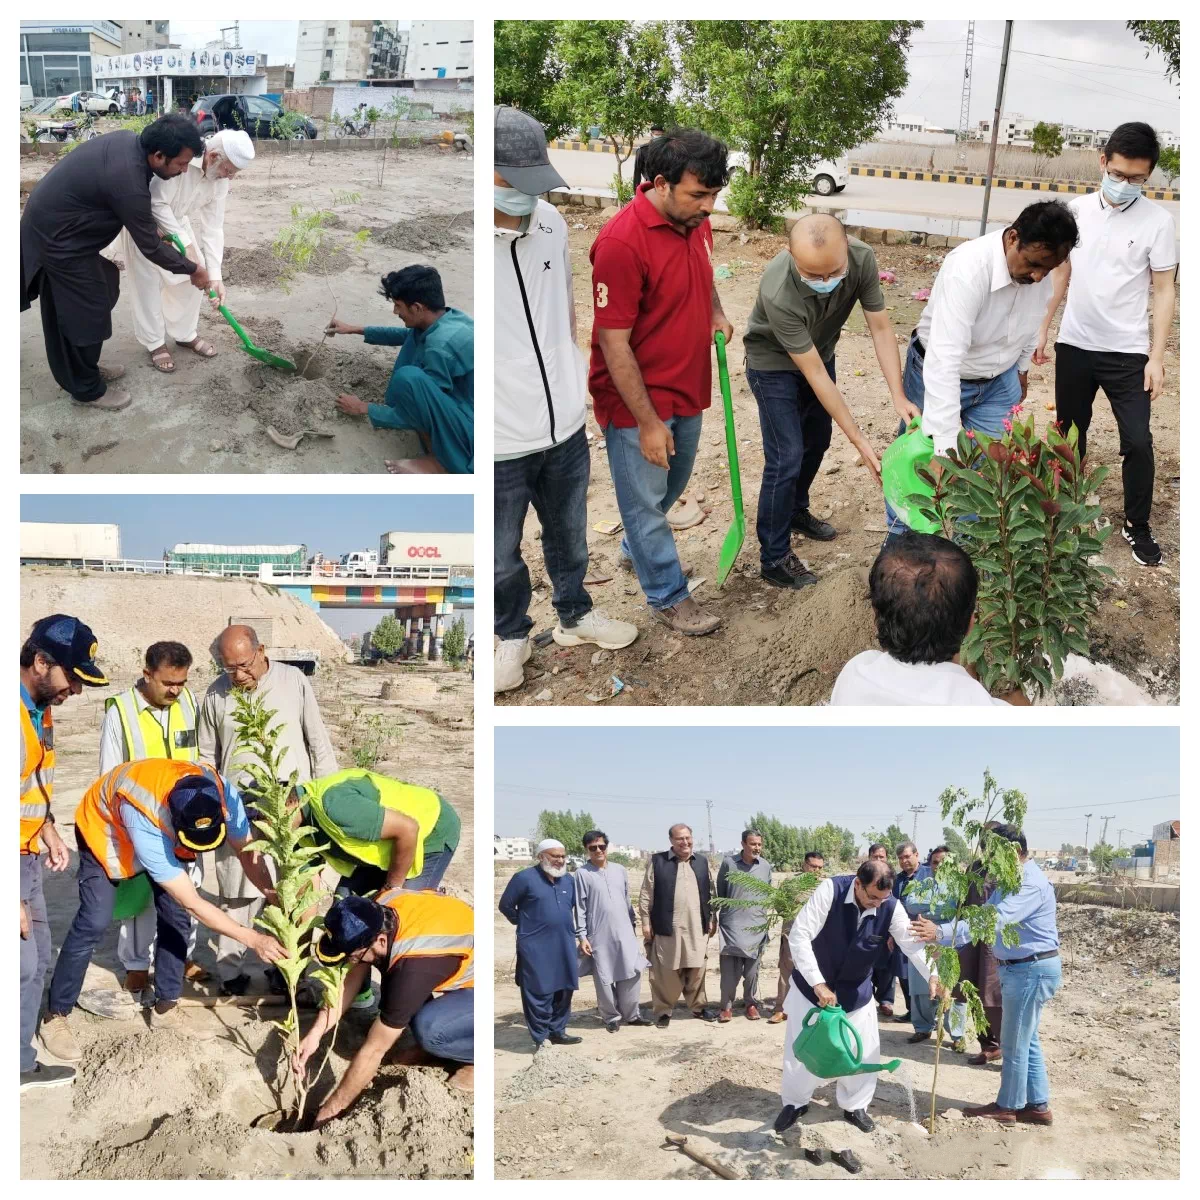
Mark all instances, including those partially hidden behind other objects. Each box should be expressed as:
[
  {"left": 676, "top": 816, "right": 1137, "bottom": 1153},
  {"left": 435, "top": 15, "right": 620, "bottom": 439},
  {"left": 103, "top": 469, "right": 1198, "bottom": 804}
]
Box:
[
  {"left": 726, "top": 151, "right": 849, "bottom": 198},
  {"left": 53, "top": 91, "right": 121, "bottom": 115},
  {"left": 191, "top": 94, "right": 316, "bottom": 140}
]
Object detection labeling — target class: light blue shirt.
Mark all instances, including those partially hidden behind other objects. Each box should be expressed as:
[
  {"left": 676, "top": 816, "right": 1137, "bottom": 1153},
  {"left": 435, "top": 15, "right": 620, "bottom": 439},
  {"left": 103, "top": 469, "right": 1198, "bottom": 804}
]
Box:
[
  {"left": 20, "top": 683, "right": 45, "bottom": 738},
  {"left": 120, "top": 778, "right": 250, "bottom": 883},
  {"left": 936, "top": 857, "right": 1059, "bottom": 960}
]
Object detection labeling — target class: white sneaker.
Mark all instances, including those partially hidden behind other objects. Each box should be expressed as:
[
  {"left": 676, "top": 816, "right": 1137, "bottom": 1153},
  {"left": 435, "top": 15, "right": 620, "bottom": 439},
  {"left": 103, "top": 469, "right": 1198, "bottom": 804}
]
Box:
[
  {"left": 494, "top": 638, "right": 532, "bottom": 693},
  {"left": 553, "top": 610, "right": 639, "bottom": 651}
]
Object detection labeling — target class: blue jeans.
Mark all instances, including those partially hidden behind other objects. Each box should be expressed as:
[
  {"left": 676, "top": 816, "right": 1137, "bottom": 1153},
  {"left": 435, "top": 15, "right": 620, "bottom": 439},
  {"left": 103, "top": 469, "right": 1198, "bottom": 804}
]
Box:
[
  {"left": 21, "top": 854, "right": 52, "bottom": 1073},
  {"left": 410, "top": 986, "right": 474, "bottom": 1064},
  {"left": 49, "top": 831, "right": 191, "bottom": 1013},
  {"left": 884, "top": 332, "right": 1021, "bottom": 539},
  {"left": 604, "top": 413, "right": 703, "bottom": 610},
  {"left": 334, "top": 843, "right": 457, "bottom": 898},
  {"left": 494, "top": 427, "right": 592, "bottom": 641},
  {"left": 996, "top": 955, "right": 1062, "bottom": 1110},
  {"left": 747, "top": 361, "right": 835, "bottom": 566}
]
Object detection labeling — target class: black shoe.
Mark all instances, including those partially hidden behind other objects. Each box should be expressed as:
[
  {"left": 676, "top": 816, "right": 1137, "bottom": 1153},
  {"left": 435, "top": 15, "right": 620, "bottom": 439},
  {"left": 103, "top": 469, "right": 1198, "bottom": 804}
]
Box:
[
  {"left": 773, "top": 1103, "right": 809, "bottom": 1133},
  {"left": 1123, "top": 522, "right": 1162, "bottom": 567},
  {"left": 264, "top": 966, "right": 288, "bottom": 996},
  {"left": 219, "top": 973, "right": 251, "bottom": 997},
  {"left": 548, "top": 1033, "right": 582, "bottom": 1045},
  {"left": 907, "top": 1031, "right": 932, "bottom": 1044},
  {"left": 761, "top": 552, "right": 819, "bottom": 591},
  {"left": 20, "top": 1062, "right": 76, "bottom": 1092},
  {"left": 627, "top": 1015, "right": 653, "bottom": 1026},
  {"left": 605, "top": 1021, "right": 620, "bottom": 1033},
  {"left": 694, "top": 1007, "right": 719, "bottom": 1022},
  {"left": 791, "top": 507, "right": 837, "bottom": 541},
  {"left": 844, "top": 1108, "right": 875, "bottom": 1133},
  {"left": 656, "top": 1014, "right": 671, "bottom": 1029}
]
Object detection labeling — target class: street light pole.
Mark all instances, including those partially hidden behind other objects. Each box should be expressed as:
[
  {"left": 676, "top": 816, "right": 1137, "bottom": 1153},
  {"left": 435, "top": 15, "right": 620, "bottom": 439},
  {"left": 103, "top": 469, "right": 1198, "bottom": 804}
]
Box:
[
  {"left": 1083, "top": 812, "right": 1093, "bottom": 863},
  {"left": 980, "top": 19, "right": 1014, "bottom": 236}
]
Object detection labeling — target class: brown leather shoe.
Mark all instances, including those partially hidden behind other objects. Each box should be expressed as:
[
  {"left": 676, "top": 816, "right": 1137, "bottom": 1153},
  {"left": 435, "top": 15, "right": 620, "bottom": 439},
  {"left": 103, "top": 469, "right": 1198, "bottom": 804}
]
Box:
[
  {"left": 123, "top": 969, "right": 150, "bottom": 994},
  {"left": 878, "top": 1003, "right": 894, "bottom": 1019},
  {"left": 767, "top": 1010, "right": 786, "bottom": 1024},
  {"left": 963, "top": 1102, "right": 1017, "bottom": 1124},
  {"left": 99, "top": 363, "right": 126, "bottom": 381},
  {"left": 74, "top": 388, "right": 131, "bottom": 411},
  {"left": 968, "top": 1049, "right": 1002, "bottom": 1066},
  {"left": 1016, "top": 1105, "right": 1053, "bottom": 1125},
  {"left": 718, "top": 1007, "right": 733, "bottom": 1023},
  {"left": 183, "top": 960, "right": 210, "bottom": 983},
  {"left": 746, "top": 1003, "right": 761, "bottom": 1021},
  {"left": 651, "top": 596, "right": 721, "bottom": 637}
]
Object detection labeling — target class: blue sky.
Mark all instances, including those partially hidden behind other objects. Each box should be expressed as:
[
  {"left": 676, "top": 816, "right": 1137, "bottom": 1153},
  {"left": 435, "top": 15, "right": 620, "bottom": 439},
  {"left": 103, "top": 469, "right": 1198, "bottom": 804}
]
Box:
[{"left": 495, "top": 726, "right": 1179, "bottom": 854}]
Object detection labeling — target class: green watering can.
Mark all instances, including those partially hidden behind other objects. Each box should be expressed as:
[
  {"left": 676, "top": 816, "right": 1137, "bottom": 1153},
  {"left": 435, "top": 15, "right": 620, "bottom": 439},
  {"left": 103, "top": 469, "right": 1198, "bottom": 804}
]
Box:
[
  {"left": 881, "top": 413, "right": 939, "bottom": 534},
  {"left": 792, "top": 1005, "right": 902, "bottom": 1079},
  {"left": 112, "top": 873, "right": 152, "bottom": 921}
]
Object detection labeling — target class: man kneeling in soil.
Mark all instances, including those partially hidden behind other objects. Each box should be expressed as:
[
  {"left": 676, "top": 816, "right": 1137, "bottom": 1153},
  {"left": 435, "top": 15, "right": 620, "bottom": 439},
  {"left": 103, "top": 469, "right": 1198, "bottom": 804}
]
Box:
[
  {"left": 298, "top": 890, "right": 475, "bottom": 1124},
  {"left": 328, "top": 265, "right": 474, "bottom": 474},
  {"left": 832, "top": 532, "right": 1028, "bottom": 706},
  {"left": 39, "top": 760, "right": 285, "bottom": 1064}
]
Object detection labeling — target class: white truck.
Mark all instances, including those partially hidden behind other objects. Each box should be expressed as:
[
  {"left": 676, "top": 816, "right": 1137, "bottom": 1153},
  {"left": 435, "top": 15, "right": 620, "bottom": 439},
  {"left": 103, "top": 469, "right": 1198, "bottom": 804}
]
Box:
[
  {"left": 20, "top": 522, "right": 121, "bottom": 564},
  {"left": 339, "top": 550, "right": 379, "bottom": 576}
]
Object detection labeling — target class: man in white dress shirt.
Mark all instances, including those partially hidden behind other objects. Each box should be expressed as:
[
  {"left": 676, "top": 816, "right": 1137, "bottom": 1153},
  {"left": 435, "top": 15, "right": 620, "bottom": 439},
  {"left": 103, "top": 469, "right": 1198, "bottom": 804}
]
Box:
[
  {"left": 884, "top": 200, "right": 1080, "bottom": 537},
  {"left": 1034, "top": 122, "right": 1177, "bottom": 568},
  {"left": 775, "top": 858, "right": 945, "bottom": 1135}
]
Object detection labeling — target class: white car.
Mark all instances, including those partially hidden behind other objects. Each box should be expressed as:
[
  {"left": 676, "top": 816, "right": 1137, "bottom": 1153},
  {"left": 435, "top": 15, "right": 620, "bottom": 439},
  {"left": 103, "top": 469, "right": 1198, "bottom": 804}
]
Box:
[
  {"left": 725, "top": 151, "right": 849, "bottom": 198},
  {"left": 55, "top": 91, "right": 122, "bottom": 115}
]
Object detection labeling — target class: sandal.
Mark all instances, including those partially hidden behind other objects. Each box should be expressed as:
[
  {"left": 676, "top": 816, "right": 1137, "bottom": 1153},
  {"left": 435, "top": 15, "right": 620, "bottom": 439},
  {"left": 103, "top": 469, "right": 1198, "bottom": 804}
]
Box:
[
  {"left": 176, "top": 337, "right": 217, "bottom": 358},
  {"left": 149, "top": 347, "right": 175, "bottom": 373}
]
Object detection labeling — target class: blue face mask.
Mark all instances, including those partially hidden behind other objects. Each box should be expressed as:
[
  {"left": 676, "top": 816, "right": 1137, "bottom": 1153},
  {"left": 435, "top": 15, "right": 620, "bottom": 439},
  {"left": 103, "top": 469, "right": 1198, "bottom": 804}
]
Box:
[
  {"left": 494, "top": 186, "right": 538, "bottom": 217},
  {"left": 804, "top": 276, "right": 843, "bottom": 295},
  {"left": 1101, "top": 173, "right": 1142, "bottom": 206}
]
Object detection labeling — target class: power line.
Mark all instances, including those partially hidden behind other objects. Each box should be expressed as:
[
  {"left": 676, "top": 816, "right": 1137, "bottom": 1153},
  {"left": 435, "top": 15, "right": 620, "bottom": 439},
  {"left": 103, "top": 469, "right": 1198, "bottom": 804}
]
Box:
[{"left": 976, "top": 40, "right": 1172, "bottom": 77}]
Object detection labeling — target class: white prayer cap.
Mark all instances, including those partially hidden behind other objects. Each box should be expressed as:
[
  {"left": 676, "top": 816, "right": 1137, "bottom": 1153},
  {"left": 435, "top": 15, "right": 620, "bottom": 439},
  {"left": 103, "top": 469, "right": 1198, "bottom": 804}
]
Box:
[
  {"left": 208, "top": 129, "right": 255, "bottom": 169},
  {"left": 535, "top": 839, "right": 565, "bottom": 855}
]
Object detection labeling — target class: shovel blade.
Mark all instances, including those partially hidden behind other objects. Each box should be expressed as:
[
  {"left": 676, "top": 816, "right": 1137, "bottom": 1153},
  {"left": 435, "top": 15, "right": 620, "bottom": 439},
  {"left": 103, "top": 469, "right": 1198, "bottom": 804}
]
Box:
[{"left": 716, "top": 513, "right": 745, "bottom": 587}]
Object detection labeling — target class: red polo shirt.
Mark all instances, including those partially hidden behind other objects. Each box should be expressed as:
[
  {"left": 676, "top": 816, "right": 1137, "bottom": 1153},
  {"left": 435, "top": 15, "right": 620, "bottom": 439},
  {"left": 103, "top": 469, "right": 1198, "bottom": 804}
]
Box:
[{"left": 588, "top": 184, "right": 715, "bottom": 430}]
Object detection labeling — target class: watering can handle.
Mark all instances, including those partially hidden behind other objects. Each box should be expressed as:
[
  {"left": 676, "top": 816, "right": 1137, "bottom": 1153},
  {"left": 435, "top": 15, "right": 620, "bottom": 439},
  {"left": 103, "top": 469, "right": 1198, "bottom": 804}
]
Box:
[{"left": 839, "top": 1014, "right": 863, "bottom": 1063}]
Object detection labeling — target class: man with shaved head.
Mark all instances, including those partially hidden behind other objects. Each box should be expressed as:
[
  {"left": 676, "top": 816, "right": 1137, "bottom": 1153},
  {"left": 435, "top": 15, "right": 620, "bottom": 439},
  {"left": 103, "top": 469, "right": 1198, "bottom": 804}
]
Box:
[
  {"left": 198, "top": 624, "right": 338, "bottom": 995},
  {"left": 742, "top": 214, "right": 914, "bottom": 590}
]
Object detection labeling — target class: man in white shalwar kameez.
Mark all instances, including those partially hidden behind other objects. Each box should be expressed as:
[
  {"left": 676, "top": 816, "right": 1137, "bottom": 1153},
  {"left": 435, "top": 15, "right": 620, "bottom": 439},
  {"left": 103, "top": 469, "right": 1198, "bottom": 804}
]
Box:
[
  {"left": 776, "top": 859, "right": 944, "bottom": 1135},
  {"left": 121, "top": 129, "right": 254, "bottom": 372}
]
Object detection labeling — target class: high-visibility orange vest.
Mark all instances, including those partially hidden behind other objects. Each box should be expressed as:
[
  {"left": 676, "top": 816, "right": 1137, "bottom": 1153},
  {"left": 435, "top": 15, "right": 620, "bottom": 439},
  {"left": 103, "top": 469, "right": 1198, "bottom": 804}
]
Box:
[
  {"left": 378, "top": 887, "right": 474, "bottom": 991},
  {"left": 74, "top": 759, "right": 226, "bottom": 881},
  {"left": 20, "top": 699, "right": 54, "bottom": 855}
]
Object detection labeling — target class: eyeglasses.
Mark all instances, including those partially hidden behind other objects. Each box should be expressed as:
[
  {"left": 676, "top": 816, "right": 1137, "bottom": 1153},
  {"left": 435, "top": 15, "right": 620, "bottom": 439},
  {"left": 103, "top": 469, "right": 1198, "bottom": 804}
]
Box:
[
  {"left": 1106, "top": 168, "right": 1149, "bottom": 186},
  {"left": 798, "top": 266, "right": 849, "bottom": 285},
  {"left": 586, "top": 843, "right": 607, "bottom": 852},
  {"left": 223, "top": 647, "right": 261, "bottom": 675}
]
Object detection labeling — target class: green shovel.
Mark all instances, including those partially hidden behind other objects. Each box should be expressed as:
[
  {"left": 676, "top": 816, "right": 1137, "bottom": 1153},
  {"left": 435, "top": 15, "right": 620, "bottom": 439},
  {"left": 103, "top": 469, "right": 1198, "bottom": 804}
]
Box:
[
  {"left": 164, "top": 232, "right": 295, "bottom": 371},
  {"left": 714, "top": 330, "right": 745, "bottom": 587}
]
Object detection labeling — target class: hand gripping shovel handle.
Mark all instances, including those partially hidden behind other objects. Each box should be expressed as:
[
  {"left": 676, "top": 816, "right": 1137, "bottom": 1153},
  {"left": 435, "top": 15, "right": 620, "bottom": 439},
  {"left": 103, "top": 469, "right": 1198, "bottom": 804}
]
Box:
[{"left": 164, "top": 232, "right": 252, "bottom": 352}]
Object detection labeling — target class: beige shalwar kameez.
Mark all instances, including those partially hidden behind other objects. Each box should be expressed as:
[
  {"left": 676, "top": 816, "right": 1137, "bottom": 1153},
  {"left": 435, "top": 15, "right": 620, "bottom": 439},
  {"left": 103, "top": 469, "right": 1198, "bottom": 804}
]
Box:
[{"left": 639, "top": 851, "right": 712, "bottom": 1016}]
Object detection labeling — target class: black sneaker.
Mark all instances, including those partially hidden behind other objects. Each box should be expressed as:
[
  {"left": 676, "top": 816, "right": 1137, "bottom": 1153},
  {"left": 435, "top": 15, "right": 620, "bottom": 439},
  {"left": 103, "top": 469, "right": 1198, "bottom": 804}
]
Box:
[
  {"left": 1123, "top": 522, "right": 1162, "bottom": 567},
  {"left": 219, "top": 973, "right": 251, "bottom": 997},
  {"left": 20, "top": 1062, "right": 76, "bottom": 1092},
  {"left": 761, "top": 552, "right": 819, "bottom": 590},
  {"left": 656, "top": 1014, "right": 671, "bottom": 1029},
  {"left": 605, "top": 1021, "right": 620, "bottom": 1033},
  {"left": 790, "top": 507, "right": 837, "bottom": 541}
]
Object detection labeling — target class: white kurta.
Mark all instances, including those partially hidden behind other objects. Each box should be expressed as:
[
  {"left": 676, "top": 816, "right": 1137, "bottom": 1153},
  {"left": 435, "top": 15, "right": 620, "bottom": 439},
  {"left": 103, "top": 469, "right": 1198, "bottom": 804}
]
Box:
[
  {"left": 780, "top": 878, "right": 936, "bottom": 1112},
  {"left": 122, "top": 156, "right": 230, "bottom": 351}
]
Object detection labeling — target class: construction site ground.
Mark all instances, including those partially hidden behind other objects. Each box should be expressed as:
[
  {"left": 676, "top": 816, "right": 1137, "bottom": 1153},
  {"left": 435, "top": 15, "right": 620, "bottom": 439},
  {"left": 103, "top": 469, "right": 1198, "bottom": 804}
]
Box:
[
  {"left": 494, "top": 867, "right": 1179, "bottom": 1181},
  {"left": 20, "top": 573, "right": 474, "bottom": 1177},
  {"left": 19, "top": 142, "right": 472, "bottom": 474},
  {"left": 497, "top": 213, "right": 1180, "bottom": 707}
]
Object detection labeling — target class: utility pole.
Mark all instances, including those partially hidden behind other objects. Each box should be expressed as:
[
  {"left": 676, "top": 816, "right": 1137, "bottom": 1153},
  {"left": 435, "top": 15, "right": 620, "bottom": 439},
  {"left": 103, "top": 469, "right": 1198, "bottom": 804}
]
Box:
[
  {"left": 957, "top": 21, "right": 975, "bottom": 140},
  {"left": 909, "top": 805, "right": 927, "bottom": 843},
  {"left": 705, "top": 797, "right": 715, "bottom": 855},
  {"left": 1100, "top": 815, "right": 1116, "bottom": 847},
  {"left": 980, "top": 19, "right": 1013, "bottom": 235},
  {"left": 1083, "top": 812, "right": 1093, "bottom": 861}
]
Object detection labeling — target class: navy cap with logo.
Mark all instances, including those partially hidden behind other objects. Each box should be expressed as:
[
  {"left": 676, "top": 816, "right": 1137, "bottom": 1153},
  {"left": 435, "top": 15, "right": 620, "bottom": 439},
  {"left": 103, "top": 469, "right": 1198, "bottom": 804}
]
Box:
[
  {"left": 168, "top": 774, "right": 227, "bottom": 853},
  {"left": 314, "top": 895, "right": 386, "bottom": 964},
  {"left": 495, "top": 105, "right": 567, "bottom": 196},
  {"left": 28, "top": 614, "right": 108, "bottom": 686}
]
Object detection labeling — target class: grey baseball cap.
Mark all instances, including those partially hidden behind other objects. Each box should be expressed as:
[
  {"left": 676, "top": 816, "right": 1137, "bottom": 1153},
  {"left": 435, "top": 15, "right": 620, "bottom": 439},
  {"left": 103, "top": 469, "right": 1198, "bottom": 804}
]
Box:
[{"left": 495, "top": 105, "right": 567, "bottom": 195}]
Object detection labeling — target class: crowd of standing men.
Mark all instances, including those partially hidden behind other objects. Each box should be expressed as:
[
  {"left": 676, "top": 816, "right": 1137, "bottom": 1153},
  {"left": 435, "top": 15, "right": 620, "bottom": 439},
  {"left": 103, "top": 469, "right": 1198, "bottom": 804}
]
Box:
[
  {"left": 501, "top": 820, "right": 1061, "bottom": 1130},
  {"left": 21, "top": 614, "right": 473, "bottom": 1110}
]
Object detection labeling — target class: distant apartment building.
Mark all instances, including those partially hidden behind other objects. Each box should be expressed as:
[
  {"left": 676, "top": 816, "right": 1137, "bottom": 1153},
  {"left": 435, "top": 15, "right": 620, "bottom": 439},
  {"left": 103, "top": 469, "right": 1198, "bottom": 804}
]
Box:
[
  {"left": 117, "top": 20, "right": 171, "bottom": 53},
  {"left": 294, "top": 19, "right": 403, "bottom": 89},
  {"left": 495, "top": 836, "right": 533, "bottom": 861},
  {"left": 405, "top": 20, "right": 474, "bottom": 81},
  {"left": 609, "top": 844, "right": 645, "bottom": 860}
]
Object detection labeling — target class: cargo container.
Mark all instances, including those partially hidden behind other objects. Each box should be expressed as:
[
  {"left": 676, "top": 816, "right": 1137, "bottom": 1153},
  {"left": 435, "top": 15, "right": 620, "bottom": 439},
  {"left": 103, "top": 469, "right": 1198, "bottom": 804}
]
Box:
[
  {"left": 21, "top": 522, "right": 121, "bottom": 563},
  {"left": 165, "top": 543, "right": 307, "bottom": 570},
  {"left": 378, "top": 531, "right": 473, "bottom": 568}
]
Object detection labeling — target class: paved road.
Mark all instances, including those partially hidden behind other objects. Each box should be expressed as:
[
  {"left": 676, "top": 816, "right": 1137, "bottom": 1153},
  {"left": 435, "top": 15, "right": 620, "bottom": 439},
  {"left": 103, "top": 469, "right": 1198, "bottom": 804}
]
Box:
[{"left": 549, "top": 147, "right": 1181, "bottom": 237}]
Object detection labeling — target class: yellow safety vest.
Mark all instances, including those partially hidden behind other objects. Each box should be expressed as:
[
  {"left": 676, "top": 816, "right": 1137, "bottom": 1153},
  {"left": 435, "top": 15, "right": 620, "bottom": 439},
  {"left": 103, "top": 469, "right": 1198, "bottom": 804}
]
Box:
[
  {"left": 106, "top": 685, "right": 198, "bottom": 762},
  {"left": 302, "top": 768, "right": 442, "bottom": 879}
]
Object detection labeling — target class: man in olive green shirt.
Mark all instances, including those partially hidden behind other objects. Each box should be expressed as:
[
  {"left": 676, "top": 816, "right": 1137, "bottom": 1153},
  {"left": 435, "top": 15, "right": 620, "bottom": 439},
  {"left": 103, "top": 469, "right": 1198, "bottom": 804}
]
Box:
[{"left": 742, "top": 215, "right": 916, "bottom": 589}]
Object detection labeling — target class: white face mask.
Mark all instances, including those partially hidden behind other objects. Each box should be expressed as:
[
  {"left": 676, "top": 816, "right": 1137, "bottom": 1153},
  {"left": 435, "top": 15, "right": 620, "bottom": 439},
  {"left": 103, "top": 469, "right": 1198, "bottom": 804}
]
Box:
[{"left": 494, "top": 185, "right": 538, "bottom": 216}]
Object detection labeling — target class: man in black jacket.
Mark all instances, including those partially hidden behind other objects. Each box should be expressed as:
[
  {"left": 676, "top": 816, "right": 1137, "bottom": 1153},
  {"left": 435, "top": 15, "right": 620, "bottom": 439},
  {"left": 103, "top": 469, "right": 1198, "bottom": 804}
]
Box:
[{"left": 21, "top": 113, "right": 211, "bottom": 411}]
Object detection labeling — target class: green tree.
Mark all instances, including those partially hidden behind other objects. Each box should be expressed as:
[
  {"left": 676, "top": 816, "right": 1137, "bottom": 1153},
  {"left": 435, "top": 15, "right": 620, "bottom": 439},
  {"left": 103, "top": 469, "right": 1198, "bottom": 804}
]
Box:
[
  {"left": 1127, "top": 20, "right": 1179, "bottom": 83},
  {"left": 806, "top": 822, "right": 858, "bottom": 865},
  {"left": 1031, "top": 121, "right": 1064, "bottom": 157},
  {"left": 370, "top": 614, "right": 405, "bottom": 656},
  {"left": 745, "top": 811, "right": 804, "bottom": 870},
  {"left": 1091, "top": 841, "right": 1118, "bottom": 873},
  {"left": 1159, "top": 145, "right": 1180, "bottom": 187},
  {"left": 442, "top": 615, "right": 467, "bottom": 664},
  {"left": 862, "top": 822, "right": 909, "bottom": 859},
  {"left": 675, "top": 19, "right": 920, "bottom": 229},
  {"left": 494, "top": 20, "right": 572, "bottom": 139},
  {"left": 554, "top": 20, "right": 676, "bottom": 193},
  {"left": 942, "top": 826, "right": 973, "bottom": 863},
  {"left": 536, "top": 808, "right": 597, "bottom": 855}
]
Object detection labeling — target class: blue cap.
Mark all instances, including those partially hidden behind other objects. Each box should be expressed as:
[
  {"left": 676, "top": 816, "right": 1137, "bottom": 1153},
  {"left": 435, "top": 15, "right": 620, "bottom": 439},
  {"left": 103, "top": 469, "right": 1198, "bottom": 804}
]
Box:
[
  {"left": 168, "top": 774, "right": 226, "bottom": 852},
  {"left": 27, "top": 614, "right": 108, "bottom": 686},
  {"left": 315, "top": 895, "right": 385, "bottom": 964}
]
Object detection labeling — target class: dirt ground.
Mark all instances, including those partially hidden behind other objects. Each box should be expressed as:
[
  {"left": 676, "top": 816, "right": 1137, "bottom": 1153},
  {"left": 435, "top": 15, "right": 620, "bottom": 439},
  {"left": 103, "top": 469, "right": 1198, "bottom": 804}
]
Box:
[
  {"left": 19, "top": 143, "right": 473, "bottom": 474},
  {"left": 497, "top": 212, "right": 1181, "bottom": 706},
  {"left": 20, "top": 656, "right": 474, "bottom": 1178},
  {"left": 494, "top": 869, "right": 1179, "bottom": 1181}
]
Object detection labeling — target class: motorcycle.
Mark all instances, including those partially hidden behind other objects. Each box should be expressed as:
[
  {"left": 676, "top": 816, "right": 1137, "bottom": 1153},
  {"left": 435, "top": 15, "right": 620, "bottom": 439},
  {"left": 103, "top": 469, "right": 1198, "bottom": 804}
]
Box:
[
  {"left": 31, "top": 113, "right": 98, "bottom": 144},
  {"left": 334, "top": 111, "right": 373, "bottom": 139}
]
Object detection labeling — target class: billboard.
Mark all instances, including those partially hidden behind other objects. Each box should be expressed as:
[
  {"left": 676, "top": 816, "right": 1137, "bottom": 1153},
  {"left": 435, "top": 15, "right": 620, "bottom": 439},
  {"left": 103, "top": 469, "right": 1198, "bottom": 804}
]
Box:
[{"left": 94, "top": 48, "right": 260, "bottom": 78}]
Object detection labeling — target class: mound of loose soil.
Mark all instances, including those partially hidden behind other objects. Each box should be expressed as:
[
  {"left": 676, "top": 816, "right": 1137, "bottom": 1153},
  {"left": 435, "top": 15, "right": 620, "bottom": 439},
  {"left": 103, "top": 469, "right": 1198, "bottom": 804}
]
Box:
[
  {"left": 222, "top": 240, "right": 355, "bottom": 289},
  {"left": 368, "top": 211, "right": 471, "bottom": 256},
  {"left": 502, "top": 1042, "right": 595, "bottom": 1105}
]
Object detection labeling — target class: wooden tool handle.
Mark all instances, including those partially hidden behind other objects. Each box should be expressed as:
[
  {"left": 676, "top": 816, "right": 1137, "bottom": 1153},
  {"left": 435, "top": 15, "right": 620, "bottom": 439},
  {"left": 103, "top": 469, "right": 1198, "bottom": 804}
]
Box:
[{"left": 664, "top": 1135, "right": 742, "bottom": 1180}]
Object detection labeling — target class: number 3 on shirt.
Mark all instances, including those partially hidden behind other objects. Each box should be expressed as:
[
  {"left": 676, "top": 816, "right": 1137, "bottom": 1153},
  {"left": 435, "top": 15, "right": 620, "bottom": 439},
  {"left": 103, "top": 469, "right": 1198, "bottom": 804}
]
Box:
[{"left": 595, "top": 281, "right": 609, "bottom": 309}]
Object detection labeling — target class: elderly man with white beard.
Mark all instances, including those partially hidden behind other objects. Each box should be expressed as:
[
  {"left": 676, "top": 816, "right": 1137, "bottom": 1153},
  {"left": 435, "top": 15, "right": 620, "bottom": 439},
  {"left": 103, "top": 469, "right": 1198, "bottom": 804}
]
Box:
[{"left": 498, "top": 839, "right": 583, "bottom": 1050}]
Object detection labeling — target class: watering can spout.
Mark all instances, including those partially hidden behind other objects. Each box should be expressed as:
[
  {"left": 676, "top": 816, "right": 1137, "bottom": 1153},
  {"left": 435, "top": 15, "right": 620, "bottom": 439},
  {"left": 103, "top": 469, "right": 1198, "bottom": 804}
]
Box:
[{"left": 857, "top": 1058, "right": 902, "bottom": 1075}]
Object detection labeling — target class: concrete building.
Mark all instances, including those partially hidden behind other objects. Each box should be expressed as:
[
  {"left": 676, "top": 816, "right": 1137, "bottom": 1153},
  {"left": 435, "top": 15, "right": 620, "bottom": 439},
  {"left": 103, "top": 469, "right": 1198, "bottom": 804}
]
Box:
[
  {"left": 94, "top": 45, "right": 269, "bottom": 113},
  {"left": 265, "top": 63, "right": 295, "bottom": 93},
  {"left": 117, "top": 20, "right": 172, "bottom": 53},
  {"left": 495, "top": 836, "right": 533, "bottom": 861},
  {"left": 609, "top": 844, "right": 645, "bottom": 861},
  {"left": 294, "top": 20, "right": 403, "bottom": 90},
  {"left": 20, "top": 19, "right": 122, "bottom": 98},
  {"left": 405, "top": 20, "right": 474, "bottom": 81}
]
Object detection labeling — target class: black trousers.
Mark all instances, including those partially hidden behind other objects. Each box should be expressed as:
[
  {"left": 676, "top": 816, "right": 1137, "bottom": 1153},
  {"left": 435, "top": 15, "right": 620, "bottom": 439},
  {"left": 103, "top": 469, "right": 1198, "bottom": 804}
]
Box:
[
  {"left": 37, "top": 271, "right": 107, "bottom": 402},
  {"left": 1053, "top": 341, "right": 1154, "bottom": 526}
]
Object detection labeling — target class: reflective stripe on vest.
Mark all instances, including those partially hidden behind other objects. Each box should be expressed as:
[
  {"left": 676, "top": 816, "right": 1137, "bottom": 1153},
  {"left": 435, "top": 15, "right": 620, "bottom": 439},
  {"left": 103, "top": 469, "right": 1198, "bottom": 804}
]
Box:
[
  {"left": 20, "top": 701, "right": 55, "bottom": 854},
  {"left": 106, "top": 686, "right": 199, "bottom": 762},
  {"left": 74, "top": 759, "right": 225, "bottom": 880},
  {"left": 378, "top": 886, "right": 474, "bottom": 991},
  {"left": 304, "top": 769, "right": 443, "bottom": 879}
]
